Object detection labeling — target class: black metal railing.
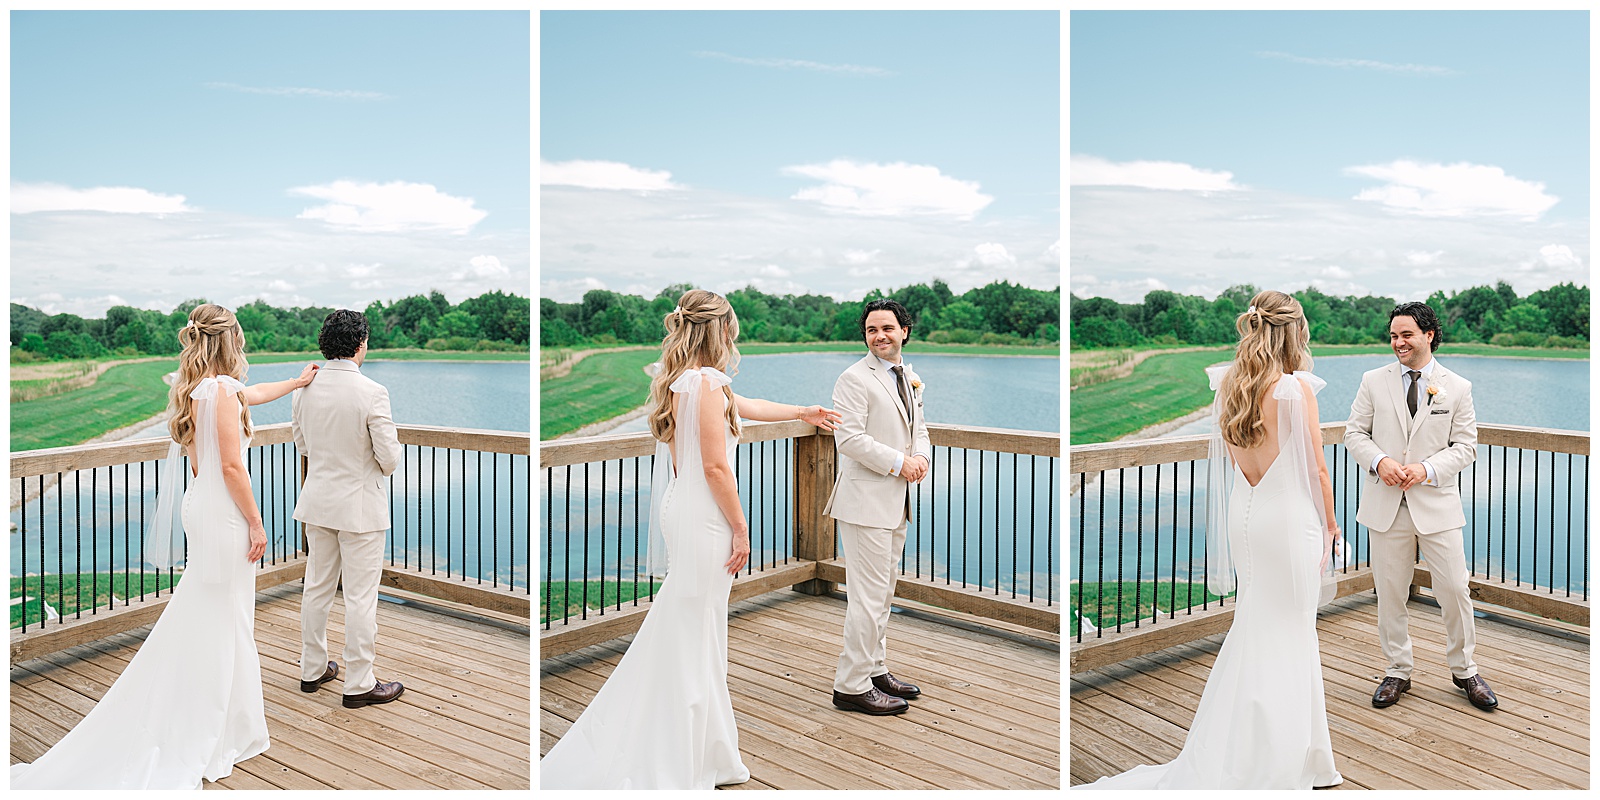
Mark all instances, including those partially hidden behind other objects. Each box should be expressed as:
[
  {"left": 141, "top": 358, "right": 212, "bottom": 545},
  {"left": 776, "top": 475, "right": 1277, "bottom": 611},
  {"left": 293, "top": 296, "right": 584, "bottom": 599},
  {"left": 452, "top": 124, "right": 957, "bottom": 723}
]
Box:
[
  {"left": 1069, "top": 423, "right": 1590, "bottom": 644},
  {"left": 10, "top": 423, "right": 531, "bottom": 632}
]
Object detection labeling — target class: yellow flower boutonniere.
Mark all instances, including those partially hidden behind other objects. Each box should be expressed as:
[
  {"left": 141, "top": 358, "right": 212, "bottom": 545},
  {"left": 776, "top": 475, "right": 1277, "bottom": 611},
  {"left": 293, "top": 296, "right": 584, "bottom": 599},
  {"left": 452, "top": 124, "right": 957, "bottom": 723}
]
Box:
[
  {"left": 1426, "top": 377, "right": 1445, "bottom": 405},
  {"left": 910, "top": 379, "right": 923, "bottom": 398}
]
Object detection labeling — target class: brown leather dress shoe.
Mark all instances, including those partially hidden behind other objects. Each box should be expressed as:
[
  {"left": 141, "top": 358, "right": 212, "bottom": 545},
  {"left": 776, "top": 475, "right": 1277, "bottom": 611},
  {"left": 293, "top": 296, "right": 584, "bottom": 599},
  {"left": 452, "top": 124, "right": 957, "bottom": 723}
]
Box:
[
  {"left": 872, "top": 672, "right": 921, "bottom": 699},
  {"left": 300, "top": 661, "right": 338, "bottom": 693},
  {"left": 1452, "top": 673, "right": 1499, "bottom": 711},
  {"left": 832, "top": 687, "right": 908, "bottom": 715},
  {"left": 1371, "top": 676, "right": 1411, "bottom": 708},
  {"left": 343, "top": 679, "right": 404, "bottom": 709}
]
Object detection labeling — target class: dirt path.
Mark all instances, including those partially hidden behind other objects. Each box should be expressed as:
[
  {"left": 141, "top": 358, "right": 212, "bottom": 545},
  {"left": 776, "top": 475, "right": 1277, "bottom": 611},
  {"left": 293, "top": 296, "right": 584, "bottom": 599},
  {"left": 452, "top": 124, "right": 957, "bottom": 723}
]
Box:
[
  {"left": 1070, "top": 346, "right": 1222, "bottom": 389},
  {"left": 10, "top": 356, "right": 170, "bottom": 402}
]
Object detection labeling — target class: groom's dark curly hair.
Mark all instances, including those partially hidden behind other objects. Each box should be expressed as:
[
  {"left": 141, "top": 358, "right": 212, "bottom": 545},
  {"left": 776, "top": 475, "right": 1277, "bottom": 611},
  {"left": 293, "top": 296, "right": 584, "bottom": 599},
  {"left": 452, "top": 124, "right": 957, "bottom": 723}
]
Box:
[
  {"left": 1390, "top": 301, "right": 1442, "bottom": 352},
  {"left": 318, "top": 310, "right": 370, "bottom": 360},
  {"left": 859, "top": 299, "right": 914, "bottom": 343}
]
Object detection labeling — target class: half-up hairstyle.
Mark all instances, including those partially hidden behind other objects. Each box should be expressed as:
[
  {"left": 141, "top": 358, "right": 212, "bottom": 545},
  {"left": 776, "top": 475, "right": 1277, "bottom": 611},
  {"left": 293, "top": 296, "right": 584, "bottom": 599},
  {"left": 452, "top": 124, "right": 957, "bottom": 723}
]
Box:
[
  {"left": 647, "top": 289, "right": 741, "bottom": 445},
  {"left": 1218, "top": 290, "right": 1312, "bottom": 449},
  {"left": 168, "top": 303, "right": 253, "bottom": 448}
]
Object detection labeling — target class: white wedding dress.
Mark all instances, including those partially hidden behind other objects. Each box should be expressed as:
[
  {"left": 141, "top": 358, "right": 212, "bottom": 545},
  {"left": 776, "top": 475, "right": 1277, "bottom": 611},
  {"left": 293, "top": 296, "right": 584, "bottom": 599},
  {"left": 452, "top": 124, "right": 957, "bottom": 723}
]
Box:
[
  {"left": 541, "top": 366, "right": 751, "bottom": 789},
  {"left": 1086, "top": 370, "right": 1341, "bottom": 790},
  {"left": 11, "top": 376, "right": 270, "bottom": 790}
]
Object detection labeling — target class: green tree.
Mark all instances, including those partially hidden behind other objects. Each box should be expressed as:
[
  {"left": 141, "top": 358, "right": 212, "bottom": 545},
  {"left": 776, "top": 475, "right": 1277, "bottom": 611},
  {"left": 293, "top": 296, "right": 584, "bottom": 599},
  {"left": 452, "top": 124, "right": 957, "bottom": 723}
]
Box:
[{"left": 936, "top": 300, "right": 986, "bottom": 332}]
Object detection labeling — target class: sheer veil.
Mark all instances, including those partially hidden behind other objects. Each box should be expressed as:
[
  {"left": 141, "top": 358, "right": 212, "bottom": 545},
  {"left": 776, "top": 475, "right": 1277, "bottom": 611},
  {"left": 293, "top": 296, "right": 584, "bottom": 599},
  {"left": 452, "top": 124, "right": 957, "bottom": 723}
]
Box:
[
  {"left": 645, "top": 366, "right": 733, "bottom": 585},
  {"left": 147, "top": 375, "right": 244, "bottom": 584},
  {"left": 1206, "top": 366, "right": 1338, "bottom": 604}
]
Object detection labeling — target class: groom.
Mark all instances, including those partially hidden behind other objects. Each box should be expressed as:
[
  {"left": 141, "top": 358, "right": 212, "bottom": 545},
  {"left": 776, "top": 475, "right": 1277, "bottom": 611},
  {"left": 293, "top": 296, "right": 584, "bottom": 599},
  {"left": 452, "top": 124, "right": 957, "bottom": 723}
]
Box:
[
  {"left": 293, "top": 310, "right": 406, "bottom": 709},
  {"left": 824, "top": 299, "right": 931, "bottom": 716},
  {"left": 1345, "top": 301, "right": 1498, "bottom": 711}
]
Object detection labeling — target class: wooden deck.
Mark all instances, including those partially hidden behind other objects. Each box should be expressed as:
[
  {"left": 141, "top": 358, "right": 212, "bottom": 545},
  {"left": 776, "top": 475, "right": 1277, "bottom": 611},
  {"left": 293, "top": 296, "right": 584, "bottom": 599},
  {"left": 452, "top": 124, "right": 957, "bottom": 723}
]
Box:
[
  {"left": 540, "top": 590, "right": 1061, "bottom": 789},
  {"left": 10, "top": 582, "right": 531, "bottom": 789},
  {"left": 1070, "top": 591, "right": 1589, "bottom": 789}
]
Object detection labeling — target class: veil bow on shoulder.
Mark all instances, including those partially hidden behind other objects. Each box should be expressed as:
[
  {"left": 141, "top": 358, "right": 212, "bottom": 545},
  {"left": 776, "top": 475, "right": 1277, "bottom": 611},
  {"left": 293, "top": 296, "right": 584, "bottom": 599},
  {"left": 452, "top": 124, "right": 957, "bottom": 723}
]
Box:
[
  {"left": 147, "top": 375, "right": 246, "bottom": 584},
  {"left": 644, "top": 366, "right": 734, "bottom": 586},
  {"left": 1205, "top": 365, "right": 1340, "bottom": 605}
]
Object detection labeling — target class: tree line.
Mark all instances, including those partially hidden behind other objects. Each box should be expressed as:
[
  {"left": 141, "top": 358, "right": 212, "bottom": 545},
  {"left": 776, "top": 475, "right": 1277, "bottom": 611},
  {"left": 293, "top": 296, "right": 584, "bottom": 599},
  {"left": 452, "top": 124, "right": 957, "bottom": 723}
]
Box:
[
  {"left": 11, "top": 290, "right": 531, "bottom": 361},
  {"left": 540, "top": 280, "right": 1062, "bottom": 348},
  {"left": 1070, "top": 282, "right": 1589, "bottom": 350}
]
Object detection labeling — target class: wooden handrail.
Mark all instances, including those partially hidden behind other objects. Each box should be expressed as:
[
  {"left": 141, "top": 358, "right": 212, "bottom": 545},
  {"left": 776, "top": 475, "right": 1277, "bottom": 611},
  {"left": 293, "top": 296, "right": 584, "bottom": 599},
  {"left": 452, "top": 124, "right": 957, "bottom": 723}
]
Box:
[
  {"left": 540, "top": 421, "right": 1060, "bottom": 469},
  {"left": 1071, "top": 421, "right": 1589, "bottom": 474},
  {"left": 11, "top": 422, "right": 530, "bottom": 479}
]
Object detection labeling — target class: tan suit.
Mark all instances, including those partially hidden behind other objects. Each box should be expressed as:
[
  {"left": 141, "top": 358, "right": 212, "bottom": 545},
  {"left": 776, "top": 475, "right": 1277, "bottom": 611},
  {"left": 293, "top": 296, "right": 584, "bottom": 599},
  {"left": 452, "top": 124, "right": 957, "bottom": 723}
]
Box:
[
  {"left": 825, "top": 354, "right": 931, "bottom": 694},
  {"left": 1345, "top": 358, "right": 1478, "bottom": 680},
  {"left": 292, "top": 359, "right": 403, "bottom": 695}
]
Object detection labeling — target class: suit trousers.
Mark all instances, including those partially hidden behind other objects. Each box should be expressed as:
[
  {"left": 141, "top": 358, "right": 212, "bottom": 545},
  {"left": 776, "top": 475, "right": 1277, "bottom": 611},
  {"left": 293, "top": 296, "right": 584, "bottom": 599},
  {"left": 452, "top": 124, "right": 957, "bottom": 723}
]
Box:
[
  {"left": 300, "top": 524, "right": 386, "bottom": 695},
  {"left": 834, "top": 519, "right": 908, "bottom": 695},
  {"left": 1370, "top": 501, "right": 1478, "bottom": 681}
]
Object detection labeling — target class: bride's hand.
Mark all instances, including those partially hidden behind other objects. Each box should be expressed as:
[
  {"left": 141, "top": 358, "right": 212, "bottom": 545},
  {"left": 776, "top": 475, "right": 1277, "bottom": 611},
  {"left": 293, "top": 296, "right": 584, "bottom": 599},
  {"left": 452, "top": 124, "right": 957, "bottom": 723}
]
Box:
[
  {"left": 799, "top": 405, "right": 842, "bottom": 432},
  {"left": 725, "top": 526, "right": 750, "bottom": 575},
  {"left": 246, "top": 521, "right": 267, "bottom": 563},
  {"left": 295, "top": 363, "right": 319, "bottom": 389}
]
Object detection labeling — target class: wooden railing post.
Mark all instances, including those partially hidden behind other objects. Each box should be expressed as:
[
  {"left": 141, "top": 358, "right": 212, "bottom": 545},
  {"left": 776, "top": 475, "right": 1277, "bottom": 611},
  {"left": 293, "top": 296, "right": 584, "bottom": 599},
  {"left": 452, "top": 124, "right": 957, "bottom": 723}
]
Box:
[{"left": 792, "top": 430, "right": 836, "bottom": 595}]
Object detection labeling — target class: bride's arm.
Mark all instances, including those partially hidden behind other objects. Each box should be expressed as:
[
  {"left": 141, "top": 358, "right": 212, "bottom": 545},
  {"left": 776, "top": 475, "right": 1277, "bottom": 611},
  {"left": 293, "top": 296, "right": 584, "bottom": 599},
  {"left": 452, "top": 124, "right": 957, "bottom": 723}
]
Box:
[
  {"left": 733, "top": 393, "right": 841, "bottom": 431},
  {"left": 241, "top": 364, "right": 318, "bottom": 406},
  {"left": 698, "top": 381, "right": 749, "bottom": 574},
  {"left": 215, "top": 391, "right": 268, "bottom": 562}
]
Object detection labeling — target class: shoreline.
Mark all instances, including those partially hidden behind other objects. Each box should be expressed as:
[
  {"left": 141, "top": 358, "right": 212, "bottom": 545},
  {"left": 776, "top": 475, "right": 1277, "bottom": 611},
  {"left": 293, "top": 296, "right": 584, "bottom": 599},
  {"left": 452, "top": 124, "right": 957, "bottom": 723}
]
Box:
[{"left": 557, "top": 404, "right": 650, "bottom": 439}]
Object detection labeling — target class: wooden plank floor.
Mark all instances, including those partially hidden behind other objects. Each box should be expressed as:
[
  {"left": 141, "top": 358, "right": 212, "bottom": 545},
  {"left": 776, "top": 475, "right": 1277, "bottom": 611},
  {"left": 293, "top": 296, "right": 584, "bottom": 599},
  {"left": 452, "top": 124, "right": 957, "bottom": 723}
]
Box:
[
  {"left": 540, "top": 590, "right": 1061, "bottom": 789},
  {"left": 10, "top": 582, "right": 531, "bottom": 790},
  {"left": 1070, "top": 592, "right": 1589, "bottom": 789}
]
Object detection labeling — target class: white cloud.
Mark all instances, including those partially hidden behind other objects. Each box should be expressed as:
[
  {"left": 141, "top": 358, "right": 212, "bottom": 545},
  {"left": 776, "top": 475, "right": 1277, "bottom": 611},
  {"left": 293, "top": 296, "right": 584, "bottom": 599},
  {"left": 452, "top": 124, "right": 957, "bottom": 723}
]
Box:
[
  {"left": 1070, "top": 155, "right": 1241, "bottom": 192},
  {"left": 266, "top": 279, "right": 295, "bottom": 292},
  {"left": 692, "top": 50, "right": 890, "bottom": 77},
  {"left": 456, "top": 254, "right": 509, "bottom": 279},
  {"left": 971, "top": 242, "right": 1017, "bottom": 269},
  {"left": 1346, "top": 160, "right": 1558, "bottom": 220},
  {"left": 540, "top": 159, "right": 683, "bottom": 192},
  {"left": 1256, "top": 51, "right": 1455, "bottom": 76},
  {"left": 203, "top": 81, "right": 388, "bottom": 100},
  {"left": 12, "top": 182, "right": 193, "bottom": 214},
  {"left": 1537, "top": 244, "right": 1581, "bottom": 268},
  {"left": 1404, "top": 250, "right": 1444, "bottom": 266},
  {"left": 758, "top": 264, "right": 790, "bottom": 278},
  {"left": 842, "top": 248, "right": 881, "bottom": 265},
  {"left": 1069, "top": 275, "right": 1168, "bottom": 304},
  {"left": 1319, "top": 265, "right": 1353, "bottom": 280},
  {"left": 541, "top": 276, "right": 607, "bottom": 301},
  {"left": 345, "top": 263, "right": 381, "bottom": 278},
  {"left": 783, "top": 160, "right": 993, "bottom": 220},
  {"left": 1042, "top": 240, "right": 1061, "bottom": 265},
  {"left": 291, "top": 180, "right": 487, "bottom": 234}
]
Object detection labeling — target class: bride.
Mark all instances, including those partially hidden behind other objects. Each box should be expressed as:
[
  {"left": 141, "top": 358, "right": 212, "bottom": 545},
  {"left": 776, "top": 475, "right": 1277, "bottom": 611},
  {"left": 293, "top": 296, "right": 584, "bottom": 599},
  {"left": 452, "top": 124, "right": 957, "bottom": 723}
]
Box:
[
  {"left": 1085, "top": 290, "right": 1344, "bottom": 789},
  {"left": 11, "top": 303, "right": 317, "bottom": 789},
  {"left": 541, "top": 289, "right": 842, "bottom": 789}
]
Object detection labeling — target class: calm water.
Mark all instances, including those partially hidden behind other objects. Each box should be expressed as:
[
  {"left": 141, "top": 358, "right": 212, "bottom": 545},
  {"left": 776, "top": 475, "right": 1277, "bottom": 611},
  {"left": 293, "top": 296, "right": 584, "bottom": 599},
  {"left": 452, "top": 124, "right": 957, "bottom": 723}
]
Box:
[
  {"left": 545, "top": 352, "right": 1062, "bottom": 599},
  {"left": 1074, "top": 355, "right": 1590, "bottom": 596},
  {"left": 12, "top": 361, "right": 531, "bottom": 586}
]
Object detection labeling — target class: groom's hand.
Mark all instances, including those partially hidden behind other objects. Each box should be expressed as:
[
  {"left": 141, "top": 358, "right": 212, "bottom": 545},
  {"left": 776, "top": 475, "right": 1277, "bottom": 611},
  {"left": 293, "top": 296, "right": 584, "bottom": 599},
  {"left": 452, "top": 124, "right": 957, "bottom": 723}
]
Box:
[
  {"left": 901, "top": 454, "right": 929, "bottom": 483},
  {"left": 1399, "top": 463, "right": 1429, "bottom": 490},
  {"left": 1376, "top": 457, "right": 1407, "bottom": 487}
]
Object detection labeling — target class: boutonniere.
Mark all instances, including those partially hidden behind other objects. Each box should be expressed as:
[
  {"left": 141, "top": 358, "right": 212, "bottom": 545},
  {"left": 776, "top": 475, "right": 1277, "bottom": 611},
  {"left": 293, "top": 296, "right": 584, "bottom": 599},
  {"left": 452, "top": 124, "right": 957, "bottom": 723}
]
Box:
[
  {"left": 910, "top": 378, "right": 924, "bottom": 397},
  {"left": 1426, "top": 375, "right": 1445, "bottom": 405}
]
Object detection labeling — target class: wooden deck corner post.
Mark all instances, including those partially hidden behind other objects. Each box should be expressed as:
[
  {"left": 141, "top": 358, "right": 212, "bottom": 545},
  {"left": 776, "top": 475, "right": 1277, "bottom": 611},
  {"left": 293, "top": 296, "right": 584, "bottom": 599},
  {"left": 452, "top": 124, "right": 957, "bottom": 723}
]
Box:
[{"left": 792, "top": 430, "right": 837, "bottom": 595}]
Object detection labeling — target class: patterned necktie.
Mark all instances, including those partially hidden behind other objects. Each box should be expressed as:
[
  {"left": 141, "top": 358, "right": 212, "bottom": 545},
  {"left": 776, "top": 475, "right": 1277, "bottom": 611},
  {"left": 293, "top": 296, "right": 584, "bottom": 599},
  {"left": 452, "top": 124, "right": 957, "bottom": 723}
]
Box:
[
  {"left": 891, "top": 365, "right": 913, "bottom": 425},
  {"left": 1407, "top": 370, "right": 1420, "bottom": 417}
]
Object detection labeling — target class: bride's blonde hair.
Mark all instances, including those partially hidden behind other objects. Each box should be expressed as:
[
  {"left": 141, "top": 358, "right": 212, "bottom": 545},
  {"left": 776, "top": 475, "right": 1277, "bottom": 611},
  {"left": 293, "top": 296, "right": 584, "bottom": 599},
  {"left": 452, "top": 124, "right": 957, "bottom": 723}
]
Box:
[
  {"left": 1218, "top": 290, "right": 1312, "bottom": 449},
  {"left": 647, "top": 289, "right": 741, "bottom": 445},
  {"left": 168, "top": 303, "right": 252, "bottom": 448}
]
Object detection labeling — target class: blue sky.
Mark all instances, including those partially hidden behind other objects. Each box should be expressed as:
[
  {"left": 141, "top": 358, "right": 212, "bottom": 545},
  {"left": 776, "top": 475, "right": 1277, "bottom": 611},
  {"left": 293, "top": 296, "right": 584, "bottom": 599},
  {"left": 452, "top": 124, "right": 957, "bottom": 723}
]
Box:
[
  {"left": 1071, "top": 10, "right": 1589, "bottom": 304},
  {"left": 540, "top": 10, "right": 1060, "bottom": 303},
  {"left": 11, "top": 11, "right": 530, "bottom": 317}
]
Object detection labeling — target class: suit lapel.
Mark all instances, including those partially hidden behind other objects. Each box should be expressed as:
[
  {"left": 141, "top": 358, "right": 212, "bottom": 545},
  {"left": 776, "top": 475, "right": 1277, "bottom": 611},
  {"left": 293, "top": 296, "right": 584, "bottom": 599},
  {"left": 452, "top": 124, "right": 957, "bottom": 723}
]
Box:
[
  {"left": 1385, "top": 362, "right": 1411, "bottom": 436},
  {"left": 866, "top": 356, "right": 911, "bottom": 427}
]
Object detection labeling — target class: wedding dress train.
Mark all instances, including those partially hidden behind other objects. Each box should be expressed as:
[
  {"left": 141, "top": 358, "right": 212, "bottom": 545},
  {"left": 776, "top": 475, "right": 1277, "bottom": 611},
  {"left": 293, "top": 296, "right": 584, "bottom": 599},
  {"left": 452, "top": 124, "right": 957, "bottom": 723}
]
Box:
[
  {"left": 540, "top": 366, "right": 750, "bottom": 789},
  {"left": 1085, "top": 371, "right": 1341, "bottom": 789},
  {"left": 11, "top": 376, "right": 269, "bottom": 789}
]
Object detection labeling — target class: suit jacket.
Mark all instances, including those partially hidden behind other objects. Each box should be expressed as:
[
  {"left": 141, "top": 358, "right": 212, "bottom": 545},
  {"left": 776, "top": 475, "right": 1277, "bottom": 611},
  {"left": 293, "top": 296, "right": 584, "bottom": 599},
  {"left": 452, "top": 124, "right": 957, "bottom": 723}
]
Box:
[
  {"left": 824, "top": 354, "right": 932, "bottom": 530},
  {"left": 1344, "top": 359, "right": 1477, "bottom": 535},
  {"left": 291, "top": 360, "right": 403, "bottom": 533}
]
